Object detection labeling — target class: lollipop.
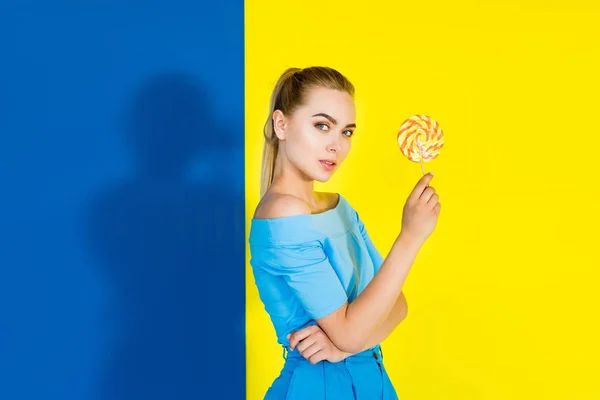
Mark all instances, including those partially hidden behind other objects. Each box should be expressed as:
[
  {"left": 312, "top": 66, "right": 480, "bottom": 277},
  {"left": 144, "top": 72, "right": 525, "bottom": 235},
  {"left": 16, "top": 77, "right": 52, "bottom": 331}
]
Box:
[{"left": 397, "top": 115, "right": 444, "bottom": 176}]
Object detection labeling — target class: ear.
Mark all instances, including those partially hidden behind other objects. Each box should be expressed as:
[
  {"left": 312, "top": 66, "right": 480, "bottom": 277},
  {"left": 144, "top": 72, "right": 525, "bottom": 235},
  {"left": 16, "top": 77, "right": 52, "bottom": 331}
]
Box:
[{"left": 273, "top": 110, "right": 287, "bottom": 141}]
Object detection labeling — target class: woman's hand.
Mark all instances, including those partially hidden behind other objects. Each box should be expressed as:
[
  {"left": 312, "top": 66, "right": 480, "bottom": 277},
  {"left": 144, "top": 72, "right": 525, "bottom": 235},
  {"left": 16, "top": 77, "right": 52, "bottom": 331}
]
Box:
[
  {"left": 287, "top": 325, "right": 350, "bottom": 364},
  {"left": 401, "top": 172, "right": 441, "bottom": 244}
]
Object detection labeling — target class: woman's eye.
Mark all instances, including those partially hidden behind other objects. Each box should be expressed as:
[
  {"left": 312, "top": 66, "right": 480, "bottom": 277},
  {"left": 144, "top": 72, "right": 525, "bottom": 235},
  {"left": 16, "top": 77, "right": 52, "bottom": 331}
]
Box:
[
  {"left": 343, "top": 130, "right": 354, "bottom": 137},
  {"left": 315, "top": 123, "right": 329, "bottom": 131}
]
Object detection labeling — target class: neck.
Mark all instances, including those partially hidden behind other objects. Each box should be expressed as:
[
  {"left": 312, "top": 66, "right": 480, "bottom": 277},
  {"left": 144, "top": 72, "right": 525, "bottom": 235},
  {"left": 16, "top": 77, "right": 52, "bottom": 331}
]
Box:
[{"left": 271, "top": 153, "right": 316, "bottom": 206}]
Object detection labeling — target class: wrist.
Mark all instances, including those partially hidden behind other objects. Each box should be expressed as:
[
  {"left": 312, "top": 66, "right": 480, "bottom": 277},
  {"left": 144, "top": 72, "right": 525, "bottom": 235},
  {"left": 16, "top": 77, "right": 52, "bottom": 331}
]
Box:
[{"left": 396, "top": 230, "right": 424, "bottom": 250}]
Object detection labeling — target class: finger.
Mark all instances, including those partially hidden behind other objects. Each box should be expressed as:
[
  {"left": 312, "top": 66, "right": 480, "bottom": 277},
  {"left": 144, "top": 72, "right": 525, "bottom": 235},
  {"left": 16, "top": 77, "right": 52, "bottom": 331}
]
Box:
[
  {"left": 289, "top": 328, "right": 313, "bottom": 350},
  {"left": 409, "top": 172, "right": 434, "bottom": 202},
  {"left": 308, "top": 349, "right": 326, "bottom": 365},
  {"left": 289, "top": 325, "right": 319, "bottom": 349},
  {"left": 419, "top": 186, "right": 436, "bottom": 202},
  {"left": 434, "top": 202, "right": 441, "bottom": 215},
  {"left": 301, "top": 342, "right": 322, "bottom": 360},
  {"left": 293, "top": 324, "right": 318, "bottom": 337},
  {"left": 427, "top": 193, "right": 439, "bottom": 207},
  {"left": 296, "top": 336, "right": 317, "bottom": 353}
]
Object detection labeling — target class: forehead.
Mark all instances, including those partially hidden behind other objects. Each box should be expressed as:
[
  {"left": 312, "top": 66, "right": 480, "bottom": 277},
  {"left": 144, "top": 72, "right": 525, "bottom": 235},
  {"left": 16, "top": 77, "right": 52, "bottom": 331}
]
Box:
[{"left": 297, "top": 86, "right": 355, "bottom": 120}]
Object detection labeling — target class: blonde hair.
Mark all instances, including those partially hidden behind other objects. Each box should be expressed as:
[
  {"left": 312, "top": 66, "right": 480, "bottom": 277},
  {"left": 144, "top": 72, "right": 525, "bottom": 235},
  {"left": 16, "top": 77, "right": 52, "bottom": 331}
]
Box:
[{"left": 260, "top": 66, "right": 355, "bottom": 197}]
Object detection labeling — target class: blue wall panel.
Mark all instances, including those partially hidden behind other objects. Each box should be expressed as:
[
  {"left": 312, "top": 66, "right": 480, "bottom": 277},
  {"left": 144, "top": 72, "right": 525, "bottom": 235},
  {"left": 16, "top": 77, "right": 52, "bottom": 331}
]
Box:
[{"left": 0, "top": 2, "right": 245, "bottom": 399}]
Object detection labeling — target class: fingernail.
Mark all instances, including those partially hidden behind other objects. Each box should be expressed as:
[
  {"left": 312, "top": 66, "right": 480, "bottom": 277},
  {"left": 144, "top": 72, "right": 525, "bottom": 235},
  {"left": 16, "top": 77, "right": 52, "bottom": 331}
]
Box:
[
  {"left": 430, "top": 172, "right": 434, "bottom": 176},
  {"left": 286, "top": 334, "right": 291, "bottom": 340}
]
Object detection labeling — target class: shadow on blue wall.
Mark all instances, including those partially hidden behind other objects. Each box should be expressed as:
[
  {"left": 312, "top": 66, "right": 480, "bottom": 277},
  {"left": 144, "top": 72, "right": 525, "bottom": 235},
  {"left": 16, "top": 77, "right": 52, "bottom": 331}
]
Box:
[{"left": 88, "top": 72, "right": 245, "bottom": 399}]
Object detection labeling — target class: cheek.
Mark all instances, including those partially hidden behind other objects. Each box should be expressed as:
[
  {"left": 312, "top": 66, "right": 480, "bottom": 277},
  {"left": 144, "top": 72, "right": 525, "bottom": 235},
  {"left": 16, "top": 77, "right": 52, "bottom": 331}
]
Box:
[
  {"left": 339, "top": 140, "right": 351, "bottom": 160},
  {"left": 286, "top": 133, "right": 315, "bottom": 164},
  {"left": 291, "top": 129, "right": 320, "bottom": 155}
]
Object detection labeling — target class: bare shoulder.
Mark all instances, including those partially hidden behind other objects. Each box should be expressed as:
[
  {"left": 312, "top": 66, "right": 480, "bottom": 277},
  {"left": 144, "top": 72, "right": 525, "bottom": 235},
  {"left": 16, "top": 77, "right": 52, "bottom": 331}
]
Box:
[{"left": 253, "top": 193, "right": 312, "bottom": 219}]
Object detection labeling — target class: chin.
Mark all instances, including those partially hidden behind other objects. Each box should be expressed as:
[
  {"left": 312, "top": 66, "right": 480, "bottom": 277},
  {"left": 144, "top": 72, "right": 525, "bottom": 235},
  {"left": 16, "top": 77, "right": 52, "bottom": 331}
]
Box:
[
  {"left": 300, "top": 162, "right": 339, "bottom": 182},
  {"left": 314, "top": 171, "right": 336, "bottom": 183}
]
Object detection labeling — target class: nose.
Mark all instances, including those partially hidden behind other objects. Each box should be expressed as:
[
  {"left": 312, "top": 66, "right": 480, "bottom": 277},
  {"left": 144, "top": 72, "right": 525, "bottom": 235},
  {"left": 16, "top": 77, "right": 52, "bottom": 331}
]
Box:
[{"left": 326, "top": 135, "right": 341, "bottom": 153}]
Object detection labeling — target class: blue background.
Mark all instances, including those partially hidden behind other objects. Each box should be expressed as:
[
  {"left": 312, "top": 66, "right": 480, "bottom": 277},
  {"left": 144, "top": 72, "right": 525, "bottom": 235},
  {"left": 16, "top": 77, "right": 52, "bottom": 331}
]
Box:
[{"left": 0, "top": 2, "right": 245, "bottom": 399}]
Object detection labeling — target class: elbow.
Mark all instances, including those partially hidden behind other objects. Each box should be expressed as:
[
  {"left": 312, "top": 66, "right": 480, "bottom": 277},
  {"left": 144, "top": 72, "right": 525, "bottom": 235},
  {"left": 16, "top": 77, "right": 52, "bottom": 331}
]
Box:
[
  {"left": 401, "top": 303, "right": 408, "bottom": 321},
  {"left": 399, "top": 294, "right": 408, "bottom": 321}
]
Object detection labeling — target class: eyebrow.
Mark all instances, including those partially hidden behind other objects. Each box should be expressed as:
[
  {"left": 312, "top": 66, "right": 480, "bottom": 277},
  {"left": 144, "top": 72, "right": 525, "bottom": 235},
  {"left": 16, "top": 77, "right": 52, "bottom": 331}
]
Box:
[{"left": 312, "top": 113, "right": 356, "bottom": 129}]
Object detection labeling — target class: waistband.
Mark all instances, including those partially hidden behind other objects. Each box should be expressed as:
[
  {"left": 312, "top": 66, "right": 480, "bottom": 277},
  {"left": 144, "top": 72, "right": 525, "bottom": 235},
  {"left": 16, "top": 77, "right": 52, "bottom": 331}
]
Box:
[{"left": 283, "top": 344, "right": 384, "bottom": 363}]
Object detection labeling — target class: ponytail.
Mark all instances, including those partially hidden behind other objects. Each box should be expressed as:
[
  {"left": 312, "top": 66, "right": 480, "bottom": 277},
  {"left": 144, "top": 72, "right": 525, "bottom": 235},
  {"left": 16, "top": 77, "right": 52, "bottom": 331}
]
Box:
[{"left": 260, "top": 67, "right": 301, "bottom": 197}]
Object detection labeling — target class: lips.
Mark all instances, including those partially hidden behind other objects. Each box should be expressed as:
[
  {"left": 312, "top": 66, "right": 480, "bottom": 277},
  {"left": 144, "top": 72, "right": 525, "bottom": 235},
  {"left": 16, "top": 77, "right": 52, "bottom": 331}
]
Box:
[
  {"left": 319, "top": 159, "right": 336, "bottom": 166},
  {"left": 319, "top": 159, "right": 337, "bottom": 171}
]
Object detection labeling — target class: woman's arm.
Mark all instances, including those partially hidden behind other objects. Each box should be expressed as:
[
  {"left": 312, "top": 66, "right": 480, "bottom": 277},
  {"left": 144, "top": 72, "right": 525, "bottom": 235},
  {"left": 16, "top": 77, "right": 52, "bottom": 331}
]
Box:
[
  {"left": 361, "top": 290, "right": 408, "bottom": 349},
  {"left": 288, "top": 290, "right": 408, "bottom": 360},
  {"left": 315, "top": 232, "right": 421, "bottom": 353}
]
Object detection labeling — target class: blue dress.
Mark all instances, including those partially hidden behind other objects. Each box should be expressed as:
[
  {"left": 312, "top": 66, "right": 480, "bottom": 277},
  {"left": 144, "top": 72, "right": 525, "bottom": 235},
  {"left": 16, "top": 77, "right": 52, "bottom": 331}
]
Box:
[{"left": 249, "top": 193, "right": 399, "bottom": 399}]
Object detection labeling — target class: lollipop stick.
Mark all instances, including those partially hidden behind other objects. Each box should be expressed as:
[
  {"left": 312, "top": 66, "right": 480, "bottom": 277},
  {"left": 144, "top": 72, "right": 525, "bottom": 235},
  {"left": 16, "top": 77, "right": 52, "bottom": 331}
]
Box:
[{"left": 420, "top": 157, "right": 429, "bottom": 187}]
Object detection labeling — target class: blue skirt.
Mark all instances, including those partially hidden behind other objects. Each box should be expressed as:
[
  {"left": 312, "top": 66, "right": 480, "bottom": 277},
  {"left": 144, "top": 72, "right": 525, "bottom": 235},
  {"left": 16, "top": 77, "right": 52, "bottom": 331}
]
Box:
[{"left": 264, "top": 345, "right": 398, "bottom": 400}]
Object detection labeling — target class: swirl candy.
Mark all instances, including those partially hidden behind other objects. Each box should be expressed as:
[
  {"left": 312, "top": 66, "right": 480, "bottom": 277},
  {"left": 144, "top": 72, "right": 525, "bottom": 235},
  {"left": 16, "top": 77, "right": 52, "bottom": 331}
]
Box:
[{"left": 397, "top": 115, "right": 444, "bottom": 175}]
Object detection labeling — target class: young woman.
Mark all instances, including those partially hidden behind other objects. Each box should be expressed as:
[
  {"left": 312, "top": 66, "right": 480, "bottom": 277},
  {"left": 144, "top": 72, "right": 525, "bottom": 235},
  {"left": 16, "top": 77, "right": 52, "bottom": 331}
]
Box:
[{"left": 249, "top": 66, "right": 441, "bottom": 399}]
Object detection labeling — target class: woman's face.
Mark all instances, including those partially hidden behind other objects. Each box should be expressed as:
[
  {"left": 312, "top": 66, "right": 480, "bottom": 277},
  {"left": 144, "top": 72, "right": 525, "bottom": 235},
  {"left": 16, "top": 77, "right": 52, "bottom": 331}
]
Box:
[{"left": 274, "top": 86, "right": 356, "bottom": 182}]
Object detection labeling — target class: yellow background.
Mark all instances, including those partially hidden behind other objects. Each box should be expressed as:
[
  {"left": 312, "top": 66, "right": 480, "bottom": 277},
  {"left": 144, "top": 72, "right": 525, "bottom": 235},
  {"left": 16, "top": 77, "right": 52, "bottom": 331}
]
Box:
[{"left": 246, "top": 1, "right": 600, "bottom": 398}]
